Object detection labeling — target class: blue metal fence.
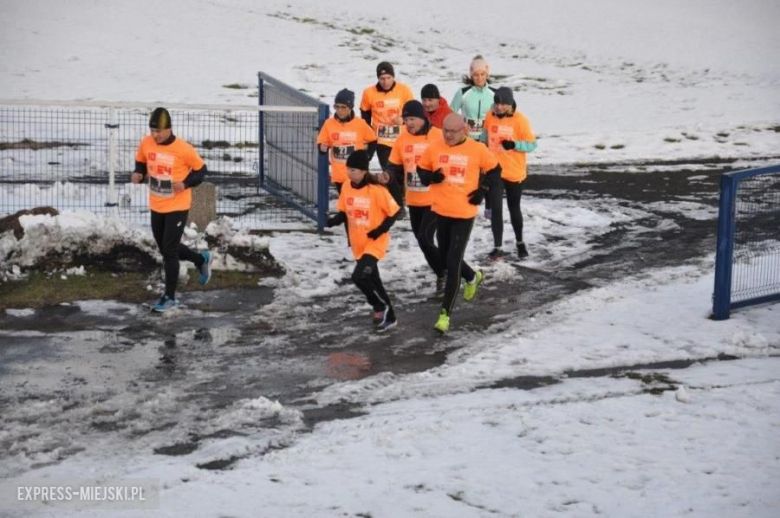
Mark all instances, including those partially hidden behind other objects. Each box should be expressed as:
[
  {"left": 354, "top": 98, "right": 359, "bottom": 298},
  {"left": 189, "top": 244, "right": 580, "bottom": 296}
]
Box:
[
  {"left": 712, "top": 164, "right": 780, "bottom": 319},
  {"left": 258, "top": 71, "right": 330, "bottom": 231}
]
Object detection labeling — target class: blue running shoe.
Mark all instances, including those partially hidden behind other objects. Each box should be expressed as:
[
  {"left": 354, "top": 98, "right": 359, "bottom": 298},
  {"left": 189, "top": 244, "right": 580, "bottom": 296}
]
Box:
[
  {"left": 199, "top": 250, "right": 213, "bottom": 285},
  {"left": 152, "top": 294, "right": 179, "bottom": 313}
]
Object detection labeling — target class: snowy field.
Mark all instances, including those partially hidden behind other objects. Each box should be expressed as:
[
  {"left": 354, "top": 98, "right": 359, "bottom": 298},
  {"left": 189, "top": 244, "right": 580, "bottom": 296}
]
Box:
[{"left": 1, "top": 1, "right": 779, "bottom": 517}]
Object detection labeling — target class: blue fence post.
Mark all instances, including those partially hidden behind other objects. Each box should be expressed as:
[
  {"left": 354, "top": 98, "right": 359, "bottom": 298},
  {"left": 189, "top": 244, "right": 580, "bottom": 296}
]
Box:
[
  {"left": 316, "top": 103, "right": 330, "bottom": 232},
  {"left": 712, "top": 174, "right": 737, "bottom": 320},
  {"left": 258, "top": 73, "right": 265, "bottom": 190}
]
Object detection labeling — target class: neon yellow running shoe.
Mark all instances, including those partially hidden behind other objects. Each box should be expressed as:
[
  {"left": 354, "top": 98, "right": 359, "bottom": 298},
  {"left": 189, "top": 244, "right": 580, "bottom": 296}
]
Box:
[
  {"left": 463, "top": 270, "right": 484, "bottom": 301},
  {"left": 434, "top": 309, "right": 450, "bottom": 334}
]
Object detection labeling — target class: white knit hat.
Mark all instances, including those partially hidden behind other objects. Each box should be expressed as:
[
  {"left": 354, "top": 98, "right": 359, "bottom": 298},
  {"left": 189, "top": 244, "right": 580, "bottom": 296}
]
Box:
[{"left": 469, "top": 55, "right": 490, "bottom": 75}]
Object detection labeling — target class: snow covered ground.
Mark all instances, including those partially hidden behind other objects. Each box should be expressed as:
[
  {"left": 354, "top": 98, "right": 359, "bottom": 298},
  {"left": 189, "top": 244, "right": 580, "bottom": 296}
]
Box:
[{"left": 1, "top": 1, "right": 779, "bottom": 516}]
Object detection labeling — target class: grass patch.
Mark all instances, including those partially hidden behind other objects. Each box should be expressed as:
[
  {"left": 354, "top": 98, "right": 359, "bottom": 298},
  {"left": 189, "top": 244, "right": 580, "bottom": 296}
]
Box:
[
  {"left": 201, "top": 140, "right": 231, "bottom": 149},
  {"left": 610, "top": 144, "right": 625, "bottom": 149},
  {"left": 594, "top": 144, "right": 606, "bottom": 150},
  {"left": 222, "top": 83, "right": 248, "bottom": 90},
  {"left": 664, "top": 137, "right": 681, "bottom": 143},
  {"left": 0, "top": 138, "right": 85, "bottom": 151},
  {"left": 0, "top": 270, "right": 267, "bottom": 311}
]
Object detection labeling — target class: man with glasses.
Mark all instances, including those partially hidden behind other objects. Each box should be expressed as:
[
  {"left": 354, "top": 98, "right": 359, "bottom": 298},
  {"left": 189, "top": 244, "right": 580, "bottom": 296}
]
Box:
[
  {"left": 417, "top": 114, "right": 501, "bottom": 333},
  {"left": 317, "top": 88, "right": 377, "bottom": 194}
]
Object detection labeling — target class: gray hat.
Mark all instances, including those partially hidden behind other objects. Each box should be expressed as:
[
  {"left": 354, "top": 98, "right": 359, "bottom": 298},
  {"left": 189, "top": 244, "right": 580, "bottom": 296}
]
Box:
[{"left": 493, "top": 87, "right": 515, "bottom": 105}]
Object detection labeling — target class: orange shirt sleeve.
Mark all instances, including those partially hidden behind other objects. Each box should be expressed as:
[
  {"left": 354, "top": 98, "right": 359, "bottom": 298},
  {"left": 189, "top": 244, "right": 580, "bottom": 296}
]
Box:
[
  {"left": 362, "top": 119, "right": 377, "bottom": 144},
  {"left": 360, "top": 88, "right": 372, "bottom": 112},
  {"left": 418, "top": 144, "right": 434, "bottom": 171},
  {"left": 480, "top": 143, "right": 499, "bottom": 172},
  {"left": 183, "top": 141, "right": 205, "bottom": 171},
  {"left": 388, "top": 135, "right": 403, "bottom": 165},
  {"left": 317, "top": 120, "right": 332, "bottom": 145},
  {"left": 377, "top": 184, "right": 400, "bottom": 218},
  {"left": 135, "top": 138, "right": 149, "bottom": 163}
]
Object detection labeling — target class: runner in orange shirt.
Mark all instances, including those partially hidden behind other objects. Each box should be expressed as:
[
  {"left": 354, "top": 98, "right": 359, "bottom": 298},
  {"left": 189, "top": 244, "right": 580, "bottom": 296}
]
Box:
[
  {"left": 480, "top": 87, "right": 537, "bottom": 260},
  {"left": 360, "top": 61, "right": 415, "bottom": 208},
  {"left": 131, "top": 107, "right": 213, "bottom": 312},
  {"left": 317, "top": 88, "right": 377, "bottom": 193},
  {"left": 326, "top": 150, "right": 401, "bottom": 332},
  {"left": 386, "top": 100, "right": 445, "bottom": 292},
  {"left": 417, "top": 114, "right": 502, "bottom": 333}
]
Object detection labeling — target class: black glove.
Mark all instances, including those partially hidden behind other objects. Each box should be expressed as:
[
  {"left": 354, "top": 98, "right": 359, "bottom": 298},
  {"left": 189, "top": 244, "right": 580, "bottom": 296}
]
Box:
[
  {"left": 430, "top": 169, "right": 445, "bottom": 184},
  {"left": 326, "top": 212, "right": 345, "bottom": 228},
  {"left": 468, "top": 188, "right": 486, "bottom": 205},
  {"left": 367, "top": 227, "right": 383, "bottom": 239},
  {"left": 501, "top": 140, "right": 515, "bottom": 150}
]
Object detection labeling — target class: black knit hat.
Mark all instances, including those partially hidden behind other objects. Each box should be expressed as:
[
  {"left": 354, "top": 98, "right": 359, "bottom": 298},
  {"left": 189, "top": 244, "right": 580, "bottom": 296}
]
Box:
[
  {"left": 346, "top": 149, "right": 370, "bottom": 171},
  {"left": 334, "top": 88, "right": 355, "bottom": 109},
  {"left": 402, "top": 100, "right": 426, "bottom": 120},
  {"left": 376, "top": 61, "right": 395, "bottom": 78},
  {"left": 149, "top": 107, "right": 171, "bottom": 129},
  {"left": 420, "top": 84, "right": 440, "bottom": 99},
  {"left": 494, "top": 87, "right": 515, "bottom": 105}
]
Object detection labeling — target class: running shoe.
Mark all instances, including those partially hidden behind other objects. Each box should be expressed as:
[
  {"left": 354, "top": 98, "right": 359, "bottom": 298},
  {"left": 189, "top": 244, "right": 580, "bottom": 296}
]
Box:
[
  {"left": 152, "top": 294, "right": 179, "bottom": 313},
  {"left": 375, "top": 315, "right": 397, "bottom": 333},
  {"left": 463, "top": 270, "right": 484, "bottom": 301},
  {"left": 486, "top": 248, "right": 506, "bottom": 262},
  {"left": 517, "top": 242, "right": 529, "bottom": 259},
  {"left": 373, "top": 306, "right": 387, "bottom": 327},
  {"left": 199, "top": 250, "right": 213, "bottom": 285},
  {"left": 434, "top": 309, "right": 450, "bottom": 334}
]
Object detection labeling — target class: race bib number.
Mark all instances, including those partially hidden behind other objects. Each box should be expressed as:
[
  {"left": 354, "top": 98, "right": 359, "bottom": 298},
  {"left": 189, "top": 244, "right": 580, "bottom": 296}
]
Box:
[
  {"left": 332, "top": 145, "right": 356, "bottom": 162},
  {"left": 347, "top": 196, "right": 371, "bottom": 227},
  {"left": 466, "top": 118, "right": 485, "bottom": 132},
  {"left": 377, "top": 124, "right": 400, "bottom": 140},
  {"left": 149, "top": 175, "right": 173, "bottom": 197},
  {"left": 439, "top": 154, "right": 469, "bottom": 185}
]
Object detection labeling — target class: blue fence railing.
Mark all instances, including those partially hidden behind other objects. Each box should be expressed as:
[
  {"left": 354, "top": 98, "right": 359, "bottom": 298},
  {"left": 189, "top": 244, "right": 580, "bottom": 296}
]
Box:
[
  {"left": 712, "top": 163, "right": 780, "bottom": 319},
  {"left": 258, "top": 71, "right": 330, "bottom": 231}
]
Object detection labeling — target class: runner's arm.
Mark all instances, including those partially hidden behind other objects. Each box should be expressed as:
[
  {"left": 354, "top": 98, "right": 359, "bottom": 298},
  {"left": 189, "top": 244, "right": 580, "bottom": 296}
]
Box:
[
  {"left": 134, "top": 161, "right": 148, "bottom": 180},
  {"left": 417, "top": 166, "right": 445, "bottom": 186},
  {"left": 366, "top": 141, "right": 377, "bottom": 162},
  {"left": 326, "top": 211, "right": 346, "bottom": 228},
  {"left": 366, "top": 211, "right": 398, "bottom": 239},
  {"left": 183, "top": 165, "right": 208, "bottom": 189}
]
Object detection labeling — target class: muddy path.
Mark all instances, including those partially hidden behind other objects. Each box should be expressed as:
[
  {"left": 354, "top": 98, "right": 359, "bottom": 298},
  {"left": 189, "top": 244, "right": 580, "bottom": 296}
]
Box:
[{"left": 0, "top": 158, "right": 765, "bottom": 474}]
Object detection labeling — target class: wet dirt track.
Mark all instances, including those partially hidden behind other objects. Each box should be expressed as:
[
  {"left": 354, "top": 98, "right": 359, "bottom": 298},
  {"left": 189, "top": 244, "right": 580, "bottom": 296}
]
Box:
[{"left": 0, "top": 157, "right": 775, "bottom": 474}]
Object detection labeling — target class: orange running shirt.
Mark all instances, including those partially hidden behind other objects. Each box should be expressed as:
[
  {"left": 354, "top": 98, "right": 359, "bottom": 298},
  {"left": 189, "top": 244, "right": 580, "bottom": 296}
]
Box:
[
  {"left": 359, "top": 83, "right": 415, "bottom": 147},
  {"left": 337, "top": 182, "right": 400, "bottom": 260},
  {"left": 317, "top": 117, "right": 377, "bottom": 184},
  {"left": 484, "top": 110, "right": 535, "bottom": 183},
  {"left": 418, "top": 138, "right": 498, "bottom": 219},
  {"left": 135, "top": 135, "right": 205, "bottom": 213},
  {"left": 387, "top": 127, "right": 443, "bottom": 207}
]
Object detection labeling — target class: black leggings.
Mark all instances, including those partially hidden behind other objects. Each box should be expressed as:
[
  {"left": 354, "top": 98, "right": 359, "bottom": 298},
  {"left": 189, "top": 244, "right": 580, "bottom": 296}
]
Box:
[
  {"left": 352, "top": 254, "right": 394, "bottom": 317},
  {"left": 151, "top": 210, "right": 204, "bottom": 299},
  {"left": 489, "top": 179, "right": 525, "bottom": 247},
  {"left": 409, "top": 205, "right": 444, "bottom": 277},
  {"left": 376, "top": 144, "right": 392, "bottom": 170},
  {"left": 436, "top": 215, "right": 476, "bottom": 314}
]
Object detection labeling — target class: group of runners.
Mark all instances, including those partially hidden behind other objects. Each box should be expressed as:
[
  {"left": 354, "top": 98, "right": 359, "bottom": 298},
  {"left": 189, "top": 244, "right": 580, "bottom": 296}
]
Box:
[
  {"left": 320, "top": 55, "right": 537, "bottom": 334},
  {"left": 129, "top": 55, "right": 536, "bottom": 332}
]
